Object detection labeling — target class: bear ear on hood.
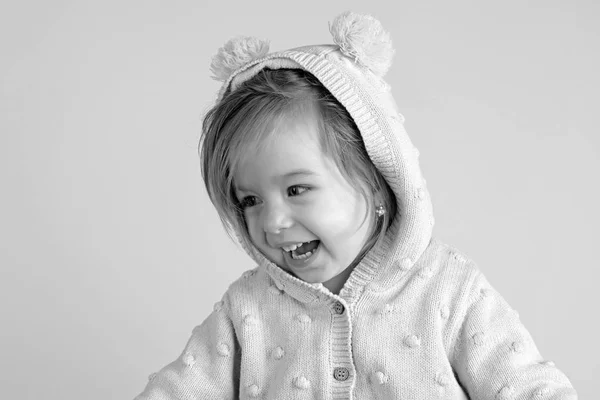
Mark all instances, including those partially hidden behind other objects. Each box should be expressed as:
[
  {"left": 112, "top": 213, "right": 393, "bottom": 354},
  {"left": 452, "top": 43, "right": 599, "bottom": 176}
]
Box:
[
  {"left": 329, "top": 11, "right": 395, "bottom": 77},
  {"left": 210, "top": 36, "right": 270, "bottom": 82}
]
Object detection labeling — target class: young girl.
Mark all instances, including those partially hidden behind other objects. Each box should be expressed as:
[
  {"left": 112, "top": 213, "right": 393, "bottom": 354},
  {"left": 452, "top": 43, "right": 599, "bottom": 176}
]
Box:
[{"left": 135, "top": 11, "right": 577, "bottom": 400}]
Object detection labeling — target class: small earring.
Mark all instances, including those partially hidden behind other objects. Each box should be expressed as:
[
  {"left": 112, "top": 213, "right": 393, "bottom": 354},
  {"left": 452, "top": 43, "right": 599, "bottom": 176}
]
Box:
[{"left": 375, "top": 204, "right": 386, "bottom": 217}]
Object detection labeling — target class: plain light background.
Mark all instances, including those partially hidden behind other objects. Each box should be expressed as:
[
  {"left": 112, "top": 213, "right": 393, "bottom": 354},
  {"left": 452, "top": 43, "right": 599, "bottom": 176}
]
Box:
[{"left": 1, "top": 1, "right": 598, "bottom": 399}]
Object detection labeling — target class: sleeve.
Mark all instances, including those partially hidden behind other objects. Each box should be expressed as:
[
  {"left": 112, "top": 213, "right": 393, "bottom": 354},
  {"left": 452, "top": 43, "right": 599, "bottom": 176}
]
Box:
[
  {"left": 133, "top": 294, "right": 240, "bottom": 400},
  {"left": 450, "top": 268, "right": 577, "bottom": 400}
]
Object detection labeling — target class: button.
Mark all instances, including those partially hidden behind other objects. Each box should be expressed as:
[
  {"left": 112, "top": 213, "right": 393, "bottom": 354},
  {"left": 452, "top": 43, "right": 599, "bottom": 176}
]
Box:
[
  {"left": 333, "top": 367, "right": 349, "bottom": 381},
  {"left": 333, "top": 301, "right": 345, "bottom": 315}
]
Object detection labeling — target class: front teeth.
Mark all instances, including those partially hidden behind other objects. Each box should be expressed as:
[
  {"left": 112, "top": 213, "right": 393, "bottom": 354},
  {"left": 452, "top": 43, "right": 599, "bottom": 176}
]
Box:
[
  {"left": 282, "top": 242, "right": 304, "bottom": 252},
  {"left": 291, "top": 250, "right": 313, "bottom": 260},
  {"left": 281, "top": 241, "right": 318, "bottom": 260}
]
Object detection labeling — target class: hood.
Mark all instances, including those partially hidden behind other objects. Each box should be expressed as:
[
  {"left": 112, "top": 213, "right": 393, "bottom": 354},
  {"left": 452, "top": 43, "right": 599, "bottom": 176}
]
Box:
[{"left": 210, "top": 13, "right": 434, "bottom": 302}]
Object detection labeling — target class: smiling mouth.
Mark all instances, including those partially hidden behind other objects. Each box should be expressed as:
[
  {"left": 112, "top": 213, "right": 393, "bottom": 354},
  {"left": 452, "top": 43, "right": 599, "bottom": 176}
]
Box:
[{"left": 283, "top": 240, "right": 320, "bottom": 260}]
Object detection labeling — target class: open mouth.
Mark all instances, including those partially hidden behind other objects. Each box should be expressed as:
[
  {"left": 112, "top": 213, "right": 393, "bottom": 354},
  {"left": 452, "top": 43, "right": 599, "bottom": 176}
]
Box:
[{"left": 282, "top": 240, "right": 320, "bottom": 260}]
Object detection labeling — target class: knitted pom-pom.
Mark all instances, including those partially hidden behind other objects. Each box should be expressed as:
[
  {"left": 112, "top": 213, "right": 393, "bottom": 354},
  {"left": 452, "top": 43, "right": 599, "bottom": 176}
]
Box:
[
  {"left": 329, "top": 11, "right": 394, "bottom": 76},
  {"left": 210, "top": 37, "right": 270, "bottom": 81}
]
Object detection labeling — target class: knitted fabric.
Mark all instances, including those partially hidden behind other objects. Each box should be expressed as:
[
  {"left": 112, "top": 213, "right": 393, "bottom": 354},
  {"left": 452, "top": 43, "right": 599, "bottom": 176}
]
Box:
[
  {"left": 134, "top": 12, "right": 577, "bottom": 400},
  {"left": 134, "top": 239, "right": 577, "bottom": 399}
]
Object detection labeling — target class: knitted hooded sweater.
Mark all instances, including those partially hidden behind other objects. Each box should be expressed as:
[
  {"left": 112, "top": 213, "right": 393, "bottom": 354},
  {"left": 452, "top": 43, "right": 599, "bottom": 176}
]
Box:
[{"left": 134, "top": 12, "right": 577, "bottom": 400}]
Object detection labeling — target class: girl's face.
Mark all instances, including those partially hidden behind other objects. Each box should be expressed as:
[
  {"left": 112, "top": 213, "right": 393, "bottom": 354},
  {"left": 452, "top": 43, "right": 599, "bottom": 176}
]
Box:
[{"left": 233, "top": 113, "right": 375, "bottom": 287}]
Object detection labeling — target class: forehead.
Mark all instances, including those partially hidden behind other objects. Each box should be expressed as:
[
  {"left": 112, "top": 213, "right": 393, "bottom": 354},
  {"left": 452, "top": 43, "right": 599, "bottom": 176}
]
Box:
[{"left": 234, "top": 115, "right": 333, "bottom": 189}]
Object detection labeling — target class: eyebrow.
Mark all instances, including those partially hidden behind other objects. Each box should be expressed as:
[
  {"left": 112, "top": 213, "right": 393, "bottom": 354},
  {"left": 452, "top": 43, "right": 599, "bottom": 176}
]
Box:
[
  {"left": 283, "top": 169, "right": 318, "bottom": 178},
  {"left": 235, "top": 169, "right": 318, "bottom": 193}
]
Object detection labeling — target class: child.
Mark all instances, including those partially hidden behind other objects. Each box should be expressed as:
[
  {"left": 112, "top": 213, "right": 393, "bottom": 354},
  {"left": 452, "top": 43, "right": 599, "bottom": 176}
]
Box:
[{"left": 135, "top": 11, "right": 577, "bottom": 400}]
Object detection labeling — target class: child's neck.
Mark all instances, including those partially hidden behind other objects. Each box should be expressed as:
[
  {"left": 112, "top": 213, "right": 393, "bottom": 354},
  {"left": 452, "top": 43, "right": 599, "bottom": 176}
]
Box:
[
  {"left": 323, "top": 239, "right": 376, "bottom": 295},
  {"left": 323, "top": 263, "right": 356, "bottom": 295}
]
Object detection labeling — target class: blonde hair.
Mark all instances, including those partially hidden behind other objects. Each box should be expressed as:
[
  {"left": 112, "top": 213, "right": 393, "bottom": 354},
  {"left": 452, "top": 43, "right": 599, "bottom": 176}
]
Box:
[{"left": 199, "top": 68, "right": 396, "bottom": 257}]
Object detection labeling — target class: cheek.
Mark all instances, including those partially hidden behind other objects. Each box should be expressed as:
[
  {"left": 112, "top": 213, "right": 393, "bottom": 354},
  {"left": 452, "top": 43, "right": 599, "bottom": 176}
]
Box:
[
  {"left": 312, "top": 192, "right": 369, "bottom": 237},
  {"left": 243, "top": 214, "right": 262, "bottom": 243}
]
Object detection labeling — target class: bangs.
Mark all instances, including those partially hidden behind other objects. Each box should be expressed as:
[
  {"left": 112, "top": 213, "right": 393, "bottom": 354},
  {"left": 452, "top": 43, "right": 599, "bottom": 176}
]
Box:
[
  {"left": 227, "top": 102, "right": 284, "bottom": 181},
  {"left": 227, "top": 99, "right": 317, "bottom": 182}
]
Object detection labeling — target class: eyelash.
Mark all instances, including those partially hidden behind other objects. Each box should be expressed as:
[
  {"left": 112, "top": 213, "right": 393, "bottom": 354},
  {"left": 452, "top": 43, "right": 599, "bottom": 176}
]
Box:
[{"left": 239, "top": 185, "right": 310, "bottom": 209}]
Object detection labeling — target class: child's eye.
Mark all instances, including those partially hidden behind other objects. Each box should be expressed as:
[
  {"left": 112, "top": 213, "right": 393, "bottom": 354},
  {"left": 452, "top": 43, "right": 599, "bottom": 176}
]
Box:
[
  {"left": 288, "top": 185, "right": 309, "bottom": 197},
  {"left": 239, "top": 196, "right": 259, "bottom": 209}
]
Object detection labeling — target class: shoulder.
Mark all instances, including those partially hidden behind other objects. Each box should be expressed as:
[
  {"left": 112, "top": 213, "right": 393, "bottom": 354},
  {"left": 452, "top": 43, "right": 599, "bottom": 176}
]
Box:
[
  {"left": 411, "top": 238, "right": 497, "bottom": 325},
  {"left": 222, "top": 265, "right": 266, "bottom": 298},
  {"left": 368, "top": 238, "right": 485, "bottom": 315},
  {"left": 416, "top": 237, "right": 483, "bottom": 291},
  {"left": 413, "top": 238, "right": 502, "bottom": 351},
  {"left": 219, "top": 265, "right": 281, "bottom": 318}
]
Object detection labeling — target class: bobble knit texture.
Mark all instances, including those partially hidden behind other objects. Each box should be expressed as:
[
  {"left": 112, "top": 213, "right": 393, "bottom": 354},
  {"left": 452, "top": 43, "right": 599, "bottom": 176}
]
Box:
[
  {"left": 134, "top": 242, "right": 577, "bottom": 399},
  {"left": 134, "top": 11, "right": 577, "bottom": 400}
]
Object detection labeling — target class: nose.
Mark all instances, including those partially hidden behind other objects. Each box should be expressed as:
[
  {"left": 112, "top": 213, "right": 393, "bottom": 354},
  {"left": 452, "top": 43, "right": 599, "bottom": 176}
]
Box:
[{"left": 262, "top": 201, "right": 293, "bottom": 234}]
